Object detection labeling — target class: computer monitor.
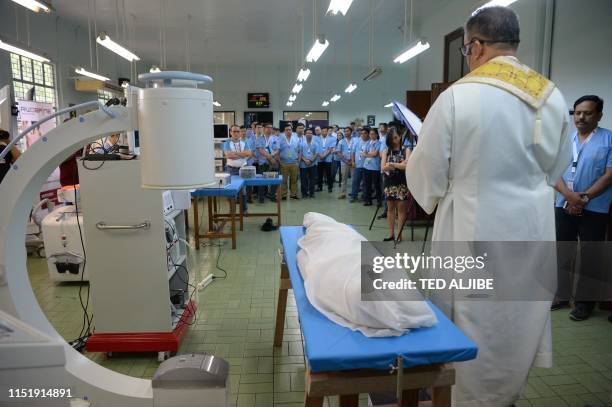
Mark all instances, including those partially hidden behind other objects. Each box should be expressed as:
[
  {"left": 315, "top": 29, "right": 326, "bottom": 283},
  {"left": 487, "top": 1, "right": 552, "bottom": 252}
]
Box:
[{"left": 214, "top": 124, "right": 229, "bottom": 139}]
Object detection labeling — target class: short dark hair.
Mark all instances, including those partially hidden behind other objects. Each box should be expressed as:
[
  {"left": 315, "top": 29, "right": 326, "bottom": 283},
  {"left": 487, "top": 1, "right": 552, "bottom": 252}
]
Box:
[
  {"left": 379, "top": 123, "right": 388, "bottom": 128},
  {"left": 465, "top": 6, "right": 520, "bottom": 50},
  {"left": 0, "top": 129, "right": 9, "bottom": 140},
  {"left": 305, "top": 128, "right": 313, "bottom": 134},
  {"left": 573, "top": 95, "right": 604, "bottom": 113},
  {"left": 284, "top": 124, "right": 293, "bottom": 130},
  {"left": 296, "top": 123, "right": 305, "bottom": 128},
  {"left": 239, "top": 125, "right": 246, "bottom": 130},
  {"left": 344, "top": 126, "right": 352, "bottom": 133}
]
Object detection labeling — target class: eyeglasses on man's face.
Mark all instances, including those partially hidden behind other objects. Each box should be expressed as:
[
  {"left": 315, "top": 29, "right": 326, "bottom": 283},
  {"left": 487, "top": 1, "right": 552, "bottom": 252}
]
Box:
[{"left": 460, "top": 37, "right": 519, "bottom": 56}]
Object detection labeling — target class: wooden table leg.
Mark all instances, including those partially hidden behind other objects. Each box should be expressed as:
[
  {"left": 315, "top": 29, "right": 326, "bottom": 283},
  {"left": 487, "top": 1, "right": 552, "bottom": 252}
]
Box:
[
  {"left": 239, "top": 190, "right": 244, "bottom": 231},
  {"left": 207, "top": 197, "right": 214, "bottom": 233},
  {"left": 229, "top": 197, "right": 236, "bottom": 249},
  {"left": 401, "top": 389, "right": 419, "bottom": 407},
  {"left": 193, "top": 197, "right": 200, "bottom": 250},
  {"left": 339, "top": 394, "right": 359, "bottom": 407},
  {"left": 274, "top": 259, "right": 290, "bottom": 346},
  {"left": 305, "top": 395, "right": 324, "bottom": 407},
  {"left": 277, "top": 184, "right": 282, "bottom": 226},
  {"left": 432, "top": 386, "right": 451, "bottom": 407}
]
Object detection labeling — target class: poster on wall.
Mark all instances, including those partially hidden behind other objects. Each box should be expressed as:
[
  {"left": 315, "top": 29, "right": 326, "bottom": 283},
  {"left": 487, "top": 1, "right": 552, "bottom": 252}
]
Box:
[{"left": 17, "top": 100, "right": 61, "bottom": 203}]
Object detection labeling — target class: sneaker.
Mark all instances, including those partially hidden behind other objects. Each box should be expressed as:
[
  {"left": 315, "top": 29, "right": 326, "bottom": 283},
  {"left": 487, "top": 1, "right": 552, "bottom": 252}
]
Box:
[
  {"left": 551, "top": 301, "right": 569, "bottom": 311},
  {"left": 569, "top": 303, "right": 592, "bottom": 321}
]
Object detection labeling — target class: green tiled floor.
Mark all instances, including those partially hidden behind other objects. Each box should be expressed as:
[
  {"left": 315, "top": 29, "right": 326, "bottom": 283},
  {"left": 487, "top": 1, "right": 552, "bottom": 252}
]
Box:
[{"left": 27, "top": 189, "right": 612, "bottom": 406}]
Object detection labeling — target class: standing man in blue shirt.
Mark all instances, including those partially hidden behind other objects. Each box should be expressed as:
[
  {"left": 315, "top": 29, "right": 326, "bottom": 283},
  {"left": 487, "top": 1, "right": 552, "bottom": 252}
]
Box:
[
  {"left": 223, "top": 125, "right": 252, "bottom": 212},
  {"left": 553, "top": 95, "right": 612, "bottom": 321},
  {"left": 362, "top": 127, "right": 382, "bottom": 206},
  {"left": 298, "top": 128, "right": 319, "bottom": 199},
  {"left": 337, "top": 127, "right": 354, "bottom": 199},
  {"left": 350, "top": 128, "right": 369, "bottom": 203},
  {"left": 279, "top": 124, "right": 300, "bottom": 200},
  {"left": 317, "top": 127, "right": 336, "bottom": 193}
]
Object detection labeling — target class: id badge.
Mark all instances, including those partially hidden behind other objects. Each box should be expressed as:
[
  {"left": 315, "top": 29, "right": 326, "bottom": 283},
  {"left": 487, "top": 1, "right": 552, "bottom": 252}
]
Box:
[{"left": 288, "top": 152, "right": 294, "bottom": 159}]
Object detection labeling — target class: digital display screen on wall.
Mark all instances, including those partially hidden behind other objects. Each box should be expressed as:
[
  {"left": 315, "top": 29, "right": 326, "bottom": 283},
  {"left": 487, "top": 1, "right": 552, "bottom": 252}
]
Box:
[{"left": 247, "top": 93, "right": 270, "bottom": 108}]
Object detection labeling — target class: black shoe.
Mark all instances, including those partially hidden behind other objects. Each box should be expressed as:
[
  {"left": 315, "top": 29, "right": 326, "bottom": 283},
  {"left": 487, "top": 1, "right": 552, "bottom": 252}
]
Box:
[
  {"left": 383, "top": 236, "right": 394, "bottom": 242},
  {"left": 316, "top": 188, "right": 323, "bottom": 192},
  {"left": 328, "top": 189, "right": 333, "bottom": 193},
  {"left": 291, "top": 195, "right": 299, "bottom": 200},
  {"left": 281, "top": 196, "right": 287, "bottom": 201},
  {"left": 551, "top": 301, "right": 569, "bottom": 311},
  {"left": 349, "top": 198, "right": 356, "bottom": 203},
  {"left": 569, "top": 303, "right": 593, "bottom": 321},
  {"left": 247, "top": 198, "right": 253, "bottom": 204},
  {"left": 364, "top": 202, "right": 373, "bottom": 206},
  {"left": 377, "top": 213, "right": 387, "bottom": 219}
]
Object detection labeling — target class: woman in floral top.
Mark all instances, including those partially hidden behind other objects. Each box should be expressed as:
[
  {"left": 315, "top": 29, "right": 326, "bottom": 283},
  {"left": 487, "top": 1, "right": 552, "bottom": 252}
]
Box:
[{"left": 380, "top": 129, "right": 411, "bottom": 241}]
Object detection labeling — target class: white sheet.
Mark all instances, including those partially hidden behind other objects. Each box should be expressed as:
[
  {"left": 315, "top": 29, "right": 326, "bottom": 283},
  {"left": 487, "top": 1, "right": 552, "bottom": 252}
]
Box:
[{"left": 296, "top": 212, "right": 437, "bottom": 337}]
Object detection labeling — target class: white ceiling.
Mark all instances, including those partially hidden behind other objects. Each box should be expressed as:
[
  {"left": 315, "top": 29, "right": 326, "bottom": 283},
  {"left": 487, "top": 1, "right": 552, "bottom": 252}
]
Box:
[{"left": 49, "top": 0, "right": 454, "bottom": 69}]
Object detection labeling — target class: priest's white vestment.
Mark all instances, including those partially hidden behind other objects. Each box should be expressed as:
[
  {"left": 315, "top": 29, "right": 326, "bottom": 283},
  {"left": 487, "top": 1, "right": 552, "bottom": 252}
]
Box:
[{"left": 405, "top": 56, "right": 572, "bottom": 407}]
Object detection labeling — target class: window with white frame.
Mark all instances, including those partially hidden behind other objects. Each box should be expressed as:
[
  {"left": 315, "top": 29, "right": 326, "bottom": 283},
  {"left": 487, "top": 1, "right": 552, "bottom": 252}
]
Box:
[
  {"left": 97, "top": 88, "right": 121, "bottom": 104},
  {"left": 10, "top": 53, "right": 56, "bottom": 105}
]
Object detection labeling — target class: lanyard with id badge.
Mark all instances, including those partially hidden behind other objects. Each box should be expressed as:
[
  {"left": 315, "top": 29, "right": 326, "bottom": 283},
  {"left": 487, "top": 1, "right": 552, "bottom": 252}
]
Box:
[{"left": 567, "top": 131, "right": 594, "bottom": 191}]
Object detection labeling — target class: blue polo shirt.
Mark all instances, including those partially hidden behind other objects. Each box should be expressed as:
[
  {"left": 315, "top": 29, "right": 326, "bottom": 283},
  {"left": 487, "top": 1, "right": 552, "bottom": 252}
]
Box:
[
  {"left": 555, "top": 127, "right": 612, "bottom": 213},
  {"left": 320, "top": 135, "right": 336, "bottom": 163},
  {"left": 279, "top": 134, "right": 299, "bottom": 164},
  {"left": 337, "top": 137, "right": 353, "bottom": 164},
  {"left": 353, "top": 138, "right": 368, "bottom": 168},
  {"left": 243, "top": 137, "right": 256, "bottom": 165},
  {"left": 254, "top": 135, "right": 270, "bottom": 164},
  {"left": 364, "top": 139, "right": 382, "bottom": 171},
  {"left": 298, "top": 139, "right": 319, "bottom": 169}
]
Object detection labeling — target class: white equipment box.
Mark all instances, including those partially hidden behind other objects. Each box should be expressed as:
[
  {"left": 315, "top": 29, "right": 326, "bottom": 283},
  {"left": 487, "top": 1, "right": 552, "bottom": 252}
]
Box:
[
  {"left": 0, "top": 311, "right": 68, "bottom": 407},
  {"left": 41, "top": 205, "right": 87, "bottom": 282},
  {"left": 201, "top": 173, "right": 231, "bottom": 188}
]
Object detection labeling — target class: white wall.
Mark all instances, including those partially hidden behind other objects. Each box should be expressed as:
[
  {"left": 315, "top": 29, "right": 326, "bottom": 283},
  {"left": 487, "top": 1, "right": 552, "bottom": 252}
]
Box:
[
  {"left": 549, "top": 0, "right": 612, "bottom": 129},
  {"left": 413, "top": 0, "right": 612, "bottom": 129},
  {"left": 0, "top": 2, "right": 148, "bottom": 110}
]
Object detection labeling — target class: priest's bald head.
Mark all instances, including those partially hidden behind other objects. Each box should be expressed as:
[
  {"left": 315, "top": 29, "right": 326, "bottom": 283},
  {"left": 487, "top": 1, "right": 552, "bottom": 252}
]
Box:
[{"left": 463, "top": 6, "right": 521, "bottom": 71}]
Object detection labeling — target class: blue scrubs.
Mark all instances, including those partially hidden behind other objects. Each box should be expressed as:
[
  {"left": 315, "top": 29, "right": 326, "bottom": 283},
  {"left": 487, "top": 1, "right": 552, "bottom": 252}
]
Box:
[
  {"left": 350, "top": 138, "right": 368, "bottom": 200},
  {"left": 556, "top": 127, "right": 612, "bottom": 213}
]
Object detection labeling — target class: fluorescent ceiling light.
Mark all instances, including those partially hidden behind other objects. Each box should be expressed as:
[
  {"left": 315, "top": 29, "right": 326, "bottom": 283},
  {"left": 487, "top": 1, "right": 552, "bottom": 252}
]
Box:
[
  {"left": 344, "top": 83, "right": 357, "bottom": 93},
  {"left": 326, "top": 0, "right": 354, "bottom": 15},
  {"left": 322, "top": 101, "right": 330, "bottom": 107},
  {"left": 0, "top": 38, "right": 49, "bottom": 62},
  {"left": 306, "top": 36, "right": 329, "bottom": 63},
  {"left": 393, "top": 40, "right": 430, "bottom": 64},
  {"left": 474, "top": 0, "right": 518, "bottom": 14},
  {"left": 286, "top": 101, "right": 293, "bottom": 107},
  {"left": 330, "top": 94, "right": 341, "bottom": 102},
  {"left": 288, "top": 94, "right": 297, "bottom": 102},
  {"left": 297, "top": 68, "right": 311, "bottom": 82},
  {"left": 75, "top": 67, "right": 109, "bottom": 82},
  {"left": 149, "top": 65, "right": 161, "bottom": 73},
  {"left": 11, "top": 0, "right": 51, "bottom": 12},
  {"left": 384, "top": 103, "right": 393, "bottom": 108},
  {"left": 97, "top": 32, "right": 140, "bottom": 62},
  {"left": 213, "top": 100, "right": 221, "bottom": 107},
  {"left": 291, "top": 83, "right": 303, "bottom": 94}
]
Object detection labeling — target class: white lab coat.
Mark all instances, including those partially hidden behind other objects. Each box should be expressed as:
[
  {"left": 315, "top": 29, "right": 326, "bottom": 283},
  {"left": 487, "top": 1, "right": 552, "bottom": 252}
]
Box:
[{"left": 405, "top": 76, "right": 571, "bottom": 406}]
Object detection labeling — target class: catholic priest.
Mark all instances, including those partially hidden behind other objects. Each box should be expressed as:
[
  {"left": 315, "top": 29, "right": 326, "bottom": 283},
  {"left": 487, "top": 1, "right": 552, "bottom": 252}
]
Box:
[{"left": 405, "top": 6, "right": 571, "bottom": 407}]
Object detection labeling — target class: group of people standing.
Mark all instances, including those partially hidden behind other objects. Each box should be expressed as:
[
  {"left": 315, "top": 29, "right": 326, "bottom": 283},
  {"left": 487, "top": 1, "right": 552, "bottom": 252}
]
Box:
[{"left": 222, "top": 120, "right": 416, "bottom": 241}]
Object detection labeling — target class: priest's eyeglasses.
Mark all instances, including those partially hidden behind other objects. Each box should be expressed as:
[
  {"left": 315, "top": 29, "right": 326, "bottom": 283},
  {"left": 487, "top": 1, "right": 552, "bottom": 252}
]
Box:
[{"left": 460, "top": 37, "right": 520, "bottom": 56}]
